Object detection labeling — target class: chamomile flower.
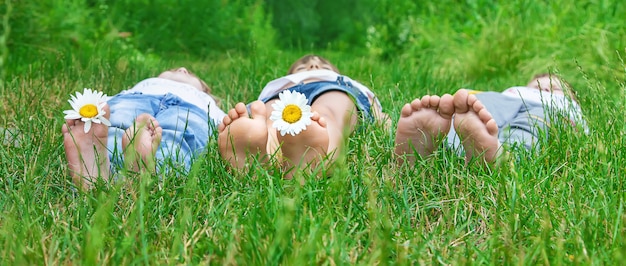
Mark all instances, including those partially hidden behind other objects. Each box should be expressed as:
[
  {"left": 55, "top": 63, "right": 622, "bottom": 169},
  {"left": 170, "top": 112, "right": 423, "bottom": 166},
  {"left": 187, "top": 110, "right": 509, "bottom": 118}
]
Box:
[
  {"left": 270, "top": 90, "right": 313, "bottom": 136},
  {"left": 63, "top": 88, "right": 111, "bottom": 133}
]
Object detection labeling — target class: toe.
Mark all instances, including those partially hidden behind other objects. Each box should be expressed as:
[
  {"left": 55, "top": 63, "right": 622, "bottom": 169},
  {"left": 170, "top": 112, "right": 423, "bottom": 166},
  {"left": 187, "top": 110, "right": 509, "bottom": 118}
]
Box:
[
  {"left": 438, "top": 94, "right": 455, "bottom": 119},
  {"left": 409, "top": 98, "right": 422, "bottom": 111},
  {"left": 400, "top": 103, "right": 413, "bottom": 117},
  {"left": 228, "top": 108, "right": 240, "bottom": 120},
  {"left": 486, "top": 119, "right": 498, "bottom": 136},
  {"left": 62, "top": 123, "right": 71, "bottom": 134},
  {"left": 234, "top": 102, "right": 248, "bottom": 117},
  {"left": 426, "top": 95, "right": 441, "bottom": 109},
  {"left": 453, "top": 89, "right": 470, "bottom": 113},
  {"left": 419, "top": 95, "right": 430, "bottom": 108},
  {"left": 311, "top": 111, "right": 321, "bottom": 121},
  {"left": 318, "top": 116, "right": 327, "bottom": 128},
  {"left": 221, "top": 115, "right": 232, "bottom": 127},
  {"left": 249, "top": 100, "right": 267, "bottom": 119}
]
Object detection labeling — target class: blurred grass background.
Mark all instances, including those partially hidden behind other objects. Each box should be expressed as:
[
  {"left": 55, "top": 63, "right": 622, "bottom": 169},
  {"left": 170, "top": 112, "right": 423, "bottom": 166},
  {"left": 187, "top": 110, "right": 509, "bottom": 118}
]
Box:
[{"left": 1, "top": 0, "right": 625, "bottom": 264}]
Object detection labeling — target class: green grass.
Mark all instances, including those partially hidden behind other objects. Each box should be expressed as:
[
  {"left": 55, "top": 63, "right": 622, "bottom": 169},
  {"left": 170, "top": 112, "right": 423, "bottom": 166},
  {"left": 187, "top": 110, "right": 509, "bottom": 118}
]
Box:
[{"left": 2, "top": 0, "right": 626, "bottom": 264}]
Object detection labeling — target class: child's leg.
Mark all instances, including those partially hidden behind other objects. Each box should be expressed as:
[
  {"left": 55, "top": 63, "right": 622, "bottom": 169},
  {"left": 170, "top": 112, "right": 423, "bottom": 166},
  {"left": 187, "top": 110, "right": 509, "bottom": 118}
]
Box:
[
  {"left": 62, "top": 105, "right": 111, "bottom": 190},
  {"left": 499, "top": 105, "right": 548, "bottom": 151},
  {"left": 452, "top": 89, "right": 501, "bottom": 164},
  {"left": 106, "top": 93, "right": 160, "bottom": 167},
  {"left": 276, "top": 91, "right": 357, "bottom": 178},
  {"left": 152, "top": 99, "right": 211, "bottom": 172},
  {"left": 122, "top": 114, "right": 163, "bottom": 173},
  {"left": 218, "top": 101, "right": 275, "bottom": 169},
  {"left": 394, "top": 94, "right": 455, "bottom": 164}
]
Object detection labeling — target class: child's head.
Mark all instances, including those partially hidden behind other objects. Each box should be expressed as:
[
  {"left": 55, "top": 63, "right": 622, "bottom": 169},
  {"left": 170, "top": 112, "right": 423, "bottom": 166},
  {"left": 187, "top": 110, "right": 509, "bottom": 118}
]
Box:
[
  {"left": 527, "top": 73, "right": 577, "bottom": 101},
  {"left": 288, "top": 55, "right": 340, "bottom": 74},
  {"left": 158, "top": 67, "right": 211, "bottom": 94}
]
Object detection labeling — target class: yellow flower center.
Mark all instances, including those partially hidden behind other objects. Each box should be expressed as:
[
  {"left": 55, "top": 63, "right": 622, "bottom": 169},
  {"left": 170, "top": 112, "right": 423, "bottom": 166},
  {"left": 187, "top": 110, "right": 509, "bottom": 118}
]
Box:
[
  {"left": 282, "top": 104, "right": 302, "bottom": 124},
  {"left": 79, "top": 104, "right": 99, "bottom": 118}
]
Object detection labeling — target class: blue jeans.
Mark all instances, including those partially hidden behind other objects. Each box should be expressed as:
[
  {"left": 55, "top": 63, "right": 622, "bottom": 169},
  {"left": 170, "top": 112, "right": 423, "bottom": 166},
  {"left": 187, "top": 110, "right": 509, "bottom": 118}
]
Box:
[
  {"left": 446, "top": 92, "right": 550, "bottom": 155},
  {"left": 106, "top": 92, "right": 212, "bottom": 173},
  {"left": 259, "top": 76, "right": 374, "bottom": 122}
]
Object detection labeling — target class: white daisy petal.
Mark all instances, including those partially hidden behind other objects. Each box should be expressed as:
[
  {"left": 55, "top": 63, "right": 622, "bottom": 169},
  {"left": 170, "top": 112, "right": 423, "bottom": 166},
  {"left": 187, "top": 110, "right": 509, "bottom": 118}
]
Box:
[
  {"left": 64, "top": 113, "right": 81, "bottom": 120},
  {"left": 83, "top": 120, "right": 92, "bottom": 133},
  {"left": 100, "top": 116, "right": 111, "bottom": 126}
]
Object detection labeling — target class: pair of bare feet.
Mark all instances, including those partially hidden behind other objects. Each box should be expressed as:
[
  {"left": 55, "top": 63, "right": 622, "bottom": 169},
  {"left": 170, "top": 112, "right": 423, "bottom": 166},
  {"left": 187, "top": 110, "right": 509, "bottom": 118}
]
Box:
[
  {"left": 395, "top": 89, "right": 501, "bottom": 165},
  {"left": 62, "top": 105, "right": 163, "bottom": 190},
  {"left": 218, "top": 100, "right": 331, "bottom": 178}
]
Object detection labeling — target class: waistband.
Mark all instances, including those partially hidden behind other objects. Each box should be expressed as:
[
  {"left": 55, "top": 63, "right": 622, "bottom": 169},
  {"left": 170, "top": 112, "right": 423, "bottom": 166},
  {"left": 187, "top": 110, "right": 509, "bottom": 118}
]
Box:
[{"left": 258, "top": 77, "right": 373, "bottom": 122}]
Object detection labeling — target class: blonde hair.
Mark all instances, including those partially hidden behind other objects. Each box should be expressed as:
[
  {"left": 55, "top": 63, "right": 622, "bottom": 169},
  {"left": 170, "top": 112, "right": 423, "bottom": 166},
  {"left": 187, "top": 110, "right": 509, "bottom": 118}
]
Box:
[
  {"left": 287, "top": 54, "right": 340, "bottom": 74},
  {"left": 166, "top": 68, "right": 219, "bottom": 105},
  {"left": 198, "top": 79, "right": 211, "bottom": 94},
  {"left": 166, "top": 68, "right": 212, "bottom": 94},
  {"left": 531, "top": 73, "right": 577, "bottom": 101}
]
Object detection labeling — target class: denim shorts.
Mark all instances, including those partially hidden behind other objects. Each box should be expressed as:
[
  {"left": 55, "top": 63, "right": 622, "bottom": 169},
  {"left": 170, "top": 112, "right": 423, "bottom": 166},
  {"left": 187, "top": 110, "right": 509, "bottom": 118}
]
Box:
[
  {"left": 259, "top": 76, "right": 374, "bottom": 122},
  {"left": 106, "top": 92, "right": 213, "bottom": 173}
]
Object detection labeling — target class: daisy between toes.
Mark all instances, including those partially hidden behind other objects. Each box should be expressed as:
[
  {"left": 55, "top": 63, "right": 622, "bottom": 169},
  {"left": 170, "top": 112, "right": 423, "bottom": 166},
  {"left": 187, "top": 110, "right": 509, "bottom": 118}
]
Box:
[
  {"left": 269, "top": 90, "right": 313, "bottom": 136},
  {"left": 63, "top": 88, "right": 111, "bottom": 133}
]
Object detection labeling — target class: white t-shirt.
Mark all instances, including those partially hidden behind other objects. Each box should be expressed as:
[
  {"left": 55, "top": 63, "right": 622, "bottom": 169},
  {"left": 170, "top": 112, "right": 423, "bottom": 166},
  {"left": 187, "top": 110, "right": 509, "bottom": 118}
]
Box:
[
  {"left": 116, "top": 77, "right": 226, "bottom": 122},
  {"left": 503, "top": 86, "right": 586, "bottom": 130},
  {"left": 258, "top": 69, "right": 382, "bottom": 110}
]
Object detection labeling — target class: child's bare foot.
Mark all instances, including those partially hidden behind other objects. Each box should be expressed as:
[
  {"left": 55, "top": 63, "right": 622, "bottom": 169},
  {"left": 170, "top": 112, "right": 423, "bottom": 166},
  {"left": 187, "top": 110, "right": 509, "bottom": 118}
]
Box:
[
  {"left": 395, "top": 94, "right": 455, "bottom": 164},
  {"left": 62, "top": 105, "right": 111, "bottom": 189},
  {"left": 278, "top": 111, "right": 328, "bottom": 179},
  {"left": 122, "top": 114, "right": 162, "bottom": 172},
  {"left": 218, "top": 101, "right": 270, "bottom": 169},
  {"left": 453, "top": 89, "right": 501, "bottom": 164}
]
